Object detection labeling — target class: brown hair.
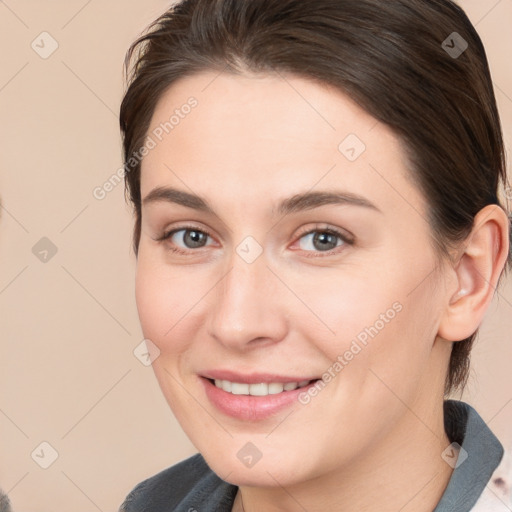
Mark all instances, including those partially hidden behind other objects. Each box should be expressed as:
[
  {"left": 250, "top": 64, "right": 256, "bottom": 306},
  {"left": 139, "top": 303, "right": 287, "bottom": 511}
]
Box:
[{"left": 120, "top": 0, "right": 511, "bottom": 394}]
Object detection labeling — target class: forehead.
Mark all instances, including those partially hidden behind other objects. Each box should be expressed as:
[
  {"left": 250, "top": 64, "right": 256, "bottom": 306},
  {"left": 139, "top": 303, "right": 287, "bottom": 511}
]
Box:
[{"left": 140, "top": 70, "right": 422, "bottom": 217}]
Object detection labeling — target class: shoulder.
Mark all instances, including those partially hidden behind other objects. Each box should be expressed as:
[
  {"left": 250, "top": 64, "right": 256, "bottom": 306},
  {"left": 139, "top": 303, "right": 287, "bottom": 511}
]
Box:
[{"left": 119, "top": 453, "right": 238, "bottom": 512}]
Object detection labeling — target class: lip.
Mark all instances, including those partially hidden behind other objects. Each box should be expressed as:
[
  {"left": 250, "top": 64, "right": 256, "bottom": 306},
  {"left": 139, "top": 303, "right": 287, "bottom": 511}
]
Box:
[
  {"left": 201, "top": 369, "right": 319, "bottom": 384},
  {"left": 200, "top": 375, "right": 320, "bottom": 421}
]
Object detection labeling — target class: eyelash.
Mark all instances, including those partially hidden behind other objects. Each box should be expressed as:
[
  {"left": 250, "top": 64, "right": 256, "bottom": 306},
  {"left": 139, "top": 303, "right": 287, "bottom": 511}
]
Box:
[{"left": 156, "top": 223, "right": 354, "bottom": 257}]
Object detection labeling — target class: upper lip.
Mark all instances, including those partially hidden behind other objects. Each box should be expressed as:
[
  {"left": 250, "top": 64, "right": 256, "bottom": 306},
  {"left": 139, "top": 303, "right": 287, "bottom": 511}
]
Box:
[{"left": 201, "top": 370, "right": 319, "bottom": 384}]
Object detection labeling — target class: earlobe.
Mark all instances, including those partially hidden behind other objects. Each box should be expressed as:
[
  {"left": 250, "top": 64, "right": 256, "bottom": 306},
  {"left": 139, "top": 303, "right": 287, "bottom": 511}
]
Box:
[{"left": 438, "top": 204, "right": 510, "bottom": 342}]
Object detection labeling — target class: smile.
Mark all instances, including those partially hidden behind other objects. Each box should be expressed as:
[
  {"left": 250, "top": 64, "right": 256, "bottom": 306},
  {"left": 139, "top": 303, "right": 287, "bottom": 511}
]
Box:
[
  {"left": 201, "top": 376, "right": 321, "bottom": 421},
  {"left": 212, "top": 379, "right": 314, "bottom": 396}
]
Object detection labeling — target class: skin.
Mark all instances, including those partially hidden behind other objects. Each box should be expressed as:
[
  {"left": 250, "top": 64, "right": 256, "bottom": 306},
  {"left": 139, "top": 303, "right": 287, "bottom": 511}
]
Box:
[{"left": 135, "top": 71, "right": 509, "bottom": 512}]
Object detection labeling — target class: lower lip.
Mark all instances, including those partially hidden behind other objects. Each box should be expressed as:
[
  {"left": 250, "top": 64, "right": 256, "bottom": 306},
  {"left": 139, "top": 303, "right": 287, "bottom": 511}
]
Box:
[{"left": 201, "top": 377, "right": 318, "bottom": 421}]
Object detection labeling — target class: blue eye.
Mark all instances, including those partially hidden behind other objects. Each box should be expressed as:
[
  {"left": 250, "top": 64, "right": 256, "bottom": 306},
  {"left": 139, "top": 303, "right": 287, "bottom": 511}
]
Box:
[
  {"left": 157, "top": 224, "right": 353, "bottom": 257},
  {"left": 297, "top": 228, "right": 350, "bottom": 254},
  {"left": 159, "top": 226, "right": 213, "bottom": 254}
]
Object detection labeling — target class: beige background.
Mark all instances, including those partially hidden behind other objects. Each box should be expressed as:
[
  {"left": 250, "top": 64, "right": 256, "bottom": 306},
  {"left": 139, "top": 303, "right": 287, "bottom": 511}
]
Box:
[{"left": 0, "top": 1, "right": 511, "bottom": 510}]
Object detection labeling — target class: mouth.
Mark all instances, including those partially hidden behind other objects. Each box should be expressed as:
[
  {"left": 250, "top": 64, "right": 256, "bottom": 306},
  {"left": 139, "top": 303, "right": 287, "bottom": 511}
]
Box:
[
  {"left": 209, "top": 378, "right": 316, "bottom": 396},
  {"left": 200, "top": 374, "right": 321, "bottom": 421}
]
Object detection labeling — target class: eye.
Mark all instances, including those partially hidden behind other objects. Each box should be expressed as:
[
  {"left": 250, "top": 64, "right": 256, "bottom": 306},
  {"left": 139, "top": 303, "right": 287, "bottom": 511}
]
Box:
[
  {"left": 158, "top": 225, "right": 214, "bottom": 254},
  {"left": 156, "top": 223, "right": 353, "bottom": 256},
  {"left": 295, "top": 226, "right": 353, "bottom": 255}
]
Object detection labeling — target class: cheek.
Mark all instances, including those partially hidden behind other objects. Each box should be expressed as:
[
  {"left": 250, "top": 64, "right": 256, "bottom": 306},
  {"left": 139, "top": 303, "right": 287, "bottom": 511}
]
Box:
[
  {"left": 292, "top": 269, "right": 402, "bottom": 353},
  {"left": 134, "top": 256, "right": 201, "bottom": 354},
  {"left": 304, "top": 255, "right": 439, "bottom": 385},
  {"left": 355, "top": 281, "right": 442, "bottom": 402},
  {"left": 135, "top": 262, "right": 165, "bottom": 340}
]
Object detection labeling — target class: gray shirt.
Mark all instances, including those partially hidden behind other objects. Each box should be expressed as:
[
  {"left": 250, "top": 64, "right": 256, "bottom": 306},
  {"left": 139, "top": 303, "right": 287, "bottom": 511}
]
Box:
[{"left": 119, "top": 400, "right": 503, "bottom": 511}]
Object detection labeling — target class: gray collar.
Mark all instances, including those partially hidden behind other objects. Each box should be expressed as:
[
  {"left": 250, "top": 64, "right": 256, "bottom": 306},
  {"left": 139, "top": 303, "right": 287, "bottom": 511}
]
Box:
[{"left": 433, "top": 400, "right": 504, "bottom": 511}]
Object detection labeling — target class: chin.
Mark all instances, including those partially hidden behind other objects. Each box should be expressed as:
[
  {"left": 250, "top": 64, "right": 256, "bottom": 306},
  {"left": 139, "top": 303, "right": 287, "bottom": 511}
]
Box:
[
  {"left": 197, "top": 439, "right": 316, "bottom": 488},
  {"left": 213, "top": 458, "right": 306, "bottom": 488}
]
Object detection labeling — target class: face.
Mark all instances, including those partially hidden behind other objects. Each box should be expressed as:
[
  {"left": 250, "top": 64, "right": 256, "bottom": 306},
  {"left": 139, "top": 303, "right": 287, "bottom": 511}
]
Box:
[{"left": 136, "top": 71, "right": 452, "bottom": 487}]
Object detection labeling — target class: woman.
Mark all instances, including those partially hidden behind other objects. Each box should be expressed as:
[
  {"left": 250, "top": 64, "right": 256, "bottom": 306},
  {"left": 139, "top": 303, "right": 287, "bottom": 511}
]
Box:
[{"left": 118, "top": 0, "right": 511, "bottom": 510}]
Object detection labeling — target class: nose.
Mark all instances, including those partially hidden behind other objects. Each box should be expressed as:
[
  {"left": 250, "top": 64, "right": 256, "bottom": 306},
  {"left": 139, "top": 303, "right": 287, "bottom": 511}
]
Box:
[{"left": 206, "top": 249, "right": 289, "bottom": 351}]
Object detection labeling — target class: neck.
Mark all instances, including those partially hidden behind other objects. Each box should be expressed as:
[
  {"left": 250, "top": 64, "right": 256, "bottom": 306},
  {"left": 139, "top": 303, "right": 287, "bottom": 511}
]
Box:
[{"left": 234, "top": 400, "right": 453, "bottom": 512}]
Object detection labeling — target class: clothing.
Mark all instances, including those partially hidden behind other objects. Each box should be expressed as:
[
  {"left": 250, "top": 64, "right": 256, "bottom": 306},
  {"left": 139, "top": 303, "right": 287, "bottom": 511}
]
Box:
[
  {"left": 119, "top": 400, "right": 503, "bottom": 512},
  {"left": 0, "top": 490, "right": 12, "bottom": 512}
]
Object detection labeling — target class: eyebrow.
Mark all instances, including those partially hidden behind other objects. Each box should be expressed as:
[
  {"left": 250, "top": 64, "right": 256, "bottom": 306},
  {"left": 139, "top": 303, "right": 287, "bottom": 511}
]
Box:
[{"left": 142, "top": 186, "right": 381, "bottom": 216}]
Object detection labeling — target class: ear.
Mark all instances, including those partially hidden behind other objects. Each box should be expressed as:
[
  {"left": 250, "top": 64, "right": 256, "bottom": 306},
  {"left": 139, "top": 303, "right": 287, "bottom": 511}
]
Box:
[{"left": 438, "top": 204, "right": 510, "bottom": 341}]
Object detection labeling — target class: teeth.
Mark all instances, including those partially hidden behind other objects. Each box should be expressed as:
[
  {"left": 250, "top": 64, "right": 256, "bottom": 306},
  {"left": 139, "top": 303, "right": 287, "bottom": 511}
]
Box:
[
  {"left": 249, "top": 383, "right": 268, "bottom": 396},
  {"left": 213, "top": 379, "right": 312, "bottom": 396},
  {"left": 268, "top": 383, "right": 284, "bottom": 394},
  {"left": 231, "top": 382, "right": 250, "bottom": 395}
]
